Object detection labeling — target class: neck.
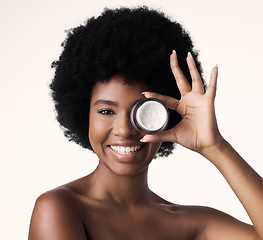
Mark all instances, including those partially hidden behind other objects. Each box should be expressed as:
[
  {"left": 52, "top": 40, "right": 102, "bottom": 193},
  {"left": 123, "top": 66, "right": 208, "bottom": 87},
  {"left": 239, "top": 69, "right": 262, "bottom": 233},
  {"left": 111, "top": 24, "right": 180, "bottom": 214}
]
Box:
[{"left": 88, "top": 163, "right": 151, "bottom": 206}]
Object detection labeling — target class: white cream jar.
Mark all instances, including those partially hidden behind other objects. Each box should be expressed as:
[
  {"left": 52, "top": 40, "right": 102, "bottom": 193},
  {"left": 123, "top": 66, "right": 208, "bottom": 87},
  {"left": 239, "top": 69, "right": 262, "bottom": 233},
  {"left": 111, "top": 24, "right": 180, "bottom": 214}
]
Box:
[{"left": 130, "top": 98, "right": 169, "bottom": 134}]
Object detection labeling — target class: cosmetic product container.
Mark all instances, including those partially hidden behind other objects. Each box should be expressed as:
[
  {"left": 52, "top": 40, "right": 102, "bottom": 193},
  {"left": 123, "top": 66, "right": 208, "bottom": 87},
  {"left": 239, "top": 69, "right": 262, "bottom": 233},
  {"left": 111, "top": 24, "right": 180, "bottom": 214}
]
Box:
[{"left": 130, "top": 98, "right": 169, "bottom": 134}]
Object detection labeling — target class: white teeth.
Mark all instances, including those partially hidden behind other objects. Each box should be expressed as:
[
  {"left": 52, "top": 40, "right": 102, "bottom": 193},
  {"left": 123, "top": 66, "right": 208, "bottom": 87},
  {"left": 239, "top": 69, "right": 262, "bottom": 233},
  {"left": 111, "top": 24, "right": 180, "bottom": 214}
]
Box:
[{"left": 110, "top": 145, "right": 141, "bottom": 155}]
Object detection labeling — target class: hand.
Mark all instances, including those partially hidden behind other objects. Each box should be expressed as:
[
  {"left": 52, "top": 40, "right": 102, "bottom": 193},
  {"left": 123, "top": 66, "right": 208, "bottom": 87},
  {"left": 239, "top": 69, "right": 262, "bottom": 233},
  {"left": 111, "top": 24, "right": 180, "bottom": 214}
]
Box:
[{"left": 140, "top": 51, "right": 224, "bottom": 155}]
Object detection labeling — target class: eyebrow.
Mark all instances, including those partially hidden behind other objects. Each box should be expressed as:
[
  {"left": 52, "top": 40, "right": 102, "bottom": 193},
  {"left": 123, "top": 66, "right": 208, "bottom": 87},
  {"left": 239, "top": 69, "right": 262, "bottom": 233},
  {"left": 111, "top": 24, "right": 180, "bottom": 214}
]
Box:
[
  {"left": 94, "top": 99, "right": 119, "bottom": 107},
  {"left": 94, "top": 99, "right": 142, "bottom": 108}
]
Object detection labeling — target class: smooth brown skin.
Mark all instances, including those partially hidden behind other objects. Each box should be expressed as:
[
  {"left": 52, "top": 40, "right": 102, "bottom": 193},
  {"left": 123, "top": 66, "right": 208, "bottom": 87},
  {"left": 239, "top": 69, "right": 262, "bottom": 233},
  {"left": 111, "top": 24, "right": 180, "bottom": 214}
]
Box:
[{"left": 28, "top": 52, "right": 263, "bottom": 240}]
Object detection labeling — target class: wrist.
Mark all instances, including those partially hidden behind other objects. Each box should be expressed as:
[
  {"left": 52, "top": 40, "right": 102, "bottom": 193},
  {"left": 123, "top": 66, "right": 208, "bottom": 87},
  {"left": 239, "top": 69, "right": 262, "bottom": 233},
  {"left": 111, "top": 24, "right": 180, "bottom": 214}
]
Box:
[{"left": 200, "top": 136, "right": 229, "bottom": 162}]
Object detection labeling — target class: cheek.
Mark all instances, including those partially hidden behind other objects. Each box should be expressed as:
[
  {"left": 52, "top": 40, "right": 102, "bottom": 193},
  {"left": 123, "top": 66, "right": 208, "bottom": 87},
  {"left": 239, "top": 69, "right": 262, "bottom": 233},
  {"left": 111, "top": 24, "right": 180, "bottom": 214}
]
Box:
[
  {"left": 149, "top": 142, "right": 162, "bottom": 158},
  {"left": 88, "top": 113, "right": 111, "bottom": 152}
]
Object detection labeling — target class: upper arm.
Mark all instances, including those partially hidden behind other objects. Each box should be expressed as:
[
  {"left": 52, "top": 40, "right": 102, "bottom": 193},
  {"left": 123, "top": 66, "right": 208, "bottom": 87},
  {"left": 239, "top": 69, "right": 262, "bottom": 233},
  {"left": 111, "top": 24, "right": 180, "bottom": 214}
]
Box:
[
  {"left": 28, "top": 190, "right": 87, "bottom": 240},
  {"left": 199, "top": 207, "right": 260, "bottom": 240}
]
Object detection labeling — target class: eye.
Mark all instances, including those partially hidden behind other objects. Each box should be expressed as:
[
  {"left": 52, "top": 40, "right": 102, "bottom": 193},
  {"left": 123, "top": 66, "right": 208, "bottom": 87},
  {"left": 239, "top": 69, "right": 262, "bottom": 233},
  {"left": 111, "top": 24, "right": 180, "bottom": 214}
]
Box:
[{"left": 98, "top": 109, "right": 116, "bottom": 115}]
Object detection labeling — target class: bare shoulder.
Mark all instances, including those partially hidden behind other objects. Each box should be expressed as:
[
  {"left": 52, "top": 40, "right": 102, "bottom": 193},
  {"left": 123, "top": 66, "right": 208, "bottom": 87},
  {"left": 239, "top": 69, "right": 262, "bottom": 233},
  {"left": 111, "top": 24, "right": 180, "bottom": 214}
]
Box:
[
  {"left": 173, "top": 204, "right": 259, "bottom": 240},
  {"left": 28, "top": 187, "right": 88, "bottom": 240}
]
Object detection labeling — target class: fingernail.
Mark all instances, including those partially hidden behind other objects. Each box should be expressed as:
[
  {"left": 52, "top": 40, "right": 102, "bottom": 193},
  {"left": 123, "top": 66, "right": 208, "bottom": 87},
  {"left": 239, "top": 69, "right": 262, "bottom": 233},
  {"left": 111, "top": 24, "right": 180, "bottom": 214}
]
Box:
[
  {"left": 188, "top": 52, "right": 192, "bottom": 57},
  {"left": 215, "top": 64, "right": 218, "bottom": 68},
  {"left": 140, "top": 136, "right": 149, "bottom": 142},
  {"left": 172, "top": 50, "right": 176, "bottom": 54}
]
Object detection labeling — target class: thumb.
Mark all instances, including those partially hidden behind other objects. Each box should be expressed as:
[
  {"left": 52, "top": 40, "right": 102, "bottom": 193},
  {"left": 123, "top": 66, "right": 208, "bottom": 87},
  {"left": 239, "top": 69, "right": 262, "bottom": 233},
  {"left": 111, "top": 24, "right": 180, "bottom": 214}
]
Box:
[{"left": 140, "top": 129, "right": 177, "bottom": 143}]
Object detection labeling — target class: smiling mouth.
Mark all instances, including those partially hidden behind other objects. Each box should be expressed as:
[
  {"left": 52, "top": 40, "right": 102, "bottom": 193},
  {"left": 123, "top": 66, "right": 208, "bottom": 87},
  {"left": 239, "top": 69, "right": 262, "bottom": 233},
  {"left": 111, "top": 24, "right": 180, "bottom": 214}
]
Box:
[{"left": 110, "top": 145, "right": 142, "bottom": 155}]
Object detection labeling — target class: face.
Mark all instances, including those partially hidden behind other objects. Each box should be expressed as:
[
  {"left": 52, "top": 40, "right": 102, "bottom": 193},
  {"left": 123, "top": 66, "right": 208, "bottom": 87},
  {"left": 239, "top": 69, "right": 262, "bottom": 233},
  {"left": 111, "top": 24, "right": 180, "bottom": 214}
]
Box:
[{"left": 89, "top": 74, "right": 162, "bottom": 176}]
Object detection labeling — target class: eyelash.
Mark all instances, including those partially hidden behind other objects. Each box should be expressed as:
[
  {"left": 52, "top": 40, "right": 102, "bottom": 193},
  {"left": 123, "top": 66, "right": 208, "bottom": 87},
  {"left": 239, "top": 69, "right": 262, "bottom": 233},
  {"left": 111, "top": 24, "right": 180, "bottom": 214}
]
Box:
[{"left": 98, "top": 109, "right": 116, "bottom": 115}]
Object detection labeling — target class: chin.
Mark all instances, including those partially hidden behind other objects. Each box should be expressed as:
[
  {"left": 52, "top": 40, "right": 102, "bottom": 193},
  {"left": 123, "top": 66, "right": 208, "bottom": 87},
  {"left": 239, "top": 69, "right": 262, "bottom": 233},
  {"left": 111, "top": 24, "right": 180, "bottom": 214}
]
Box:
[{"left": 100, "top": 158, "right": 151, "bottom": 177}]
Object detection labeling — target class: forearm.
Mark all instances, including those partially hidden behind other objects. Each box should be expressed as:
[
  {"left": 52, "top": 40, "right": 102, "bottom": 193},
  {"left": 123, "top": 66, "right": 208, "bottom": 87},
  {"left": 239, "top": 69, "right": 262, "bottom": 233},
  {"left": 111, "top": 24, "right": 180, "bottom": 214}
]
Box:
[{"left": 202, "top": 140, "right": 263, "bottom": 239}]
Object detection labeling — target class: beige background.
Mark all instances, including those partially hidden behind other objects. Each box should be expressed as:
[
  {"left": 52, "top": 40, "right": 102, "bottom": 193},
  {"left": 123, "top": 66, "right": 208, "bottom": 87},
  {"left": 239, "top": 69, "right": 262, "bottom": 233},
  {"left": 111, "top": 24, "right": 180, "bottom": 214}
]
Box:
[{"left": 1, "top": 0, "right": 263, "bottom": 239}]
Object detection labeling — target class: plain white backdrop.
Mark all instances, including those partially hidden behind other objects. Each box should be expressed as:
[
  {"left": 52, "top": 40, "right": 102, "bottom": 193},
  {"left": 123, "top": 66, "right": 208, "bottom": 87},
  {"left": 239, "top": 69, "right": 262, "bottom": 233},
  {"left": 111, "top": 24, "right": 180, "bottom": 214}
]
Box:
[{"left": 1, "top": 0, "right": 263, "bottom": 239}]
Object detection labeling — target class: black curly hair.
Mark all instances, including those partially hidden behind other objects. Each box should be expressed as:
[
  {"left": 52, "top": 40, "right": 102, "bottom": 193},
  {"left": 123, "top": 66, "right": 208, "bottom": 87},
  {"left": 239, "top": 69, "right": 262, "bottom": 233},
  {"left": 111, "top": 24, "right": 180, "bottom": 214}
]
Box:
[{"left": 50, "top": 6, "right": 205, "bottom": 157}]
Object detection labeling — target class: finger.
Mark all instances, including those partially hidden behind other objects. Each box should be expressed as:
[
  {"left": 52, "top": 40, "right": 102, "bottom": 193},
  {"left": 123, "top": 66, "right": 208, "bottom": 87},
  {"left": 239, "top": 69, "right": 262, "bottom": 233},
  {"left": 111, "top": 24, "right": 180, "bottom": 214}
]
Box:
[
  {"left": 206, "top": 64, "right": 218, "bottom": 99},
  {"left": 140, "top": 129, "right": 177, "bottom": 143},
  {"left": 186, "top": 52, "right": 204, "bottom": 94},
  {"left": 142, "top": 91, "right": 179, "bottom": 110},
  {"left": 170, "top": 50, "right": 191, "bottom": 96}
]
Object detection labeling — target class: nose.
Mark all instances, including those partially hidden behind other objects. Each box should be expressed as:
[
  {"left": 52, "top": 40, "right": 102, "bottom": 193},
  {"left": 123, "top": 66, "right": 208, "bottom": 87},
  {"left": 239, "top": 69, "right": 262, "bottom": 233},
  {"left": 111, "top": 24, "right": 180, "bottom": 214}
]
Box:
[{"left": 112, "top": 111, "right": 137, "bottom": 138}]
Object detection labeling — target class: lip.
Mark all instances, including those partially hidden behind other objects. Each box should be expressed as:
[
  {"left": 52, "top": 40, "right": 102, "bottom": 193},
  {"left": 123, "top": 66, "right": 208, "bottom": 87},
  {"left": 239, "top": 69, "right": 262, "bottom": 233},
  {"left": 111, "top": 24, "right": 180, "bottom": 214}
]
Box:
[
  {"left": 107, "top": 141, "right": 145, "bottom": 163},
  {"left": 107, "top": 141, "right": 144, "bottom": 147}
]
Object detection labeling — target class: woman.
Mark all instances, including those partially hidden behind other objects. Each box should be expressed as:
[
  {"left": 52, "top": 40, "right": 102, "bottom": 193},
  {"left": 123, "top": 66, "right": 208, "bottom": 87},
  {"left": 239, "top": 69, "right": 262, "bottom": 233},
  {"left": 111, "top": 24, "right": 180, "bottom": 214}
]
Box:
[{"left": 28, "top": 6, "right": 263, "bottom": 240}]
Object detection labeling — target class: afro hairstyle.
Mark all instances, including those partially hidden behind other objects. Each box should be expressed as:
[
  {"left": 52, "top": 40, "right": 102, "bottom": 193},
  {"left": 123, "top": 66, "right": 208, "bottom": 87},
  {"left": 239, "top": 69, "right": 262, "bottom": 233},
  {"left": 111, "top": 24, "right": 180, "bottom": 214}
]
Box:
[{"left": 50, "top": 6, "right": 205, "bottom": 157}]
